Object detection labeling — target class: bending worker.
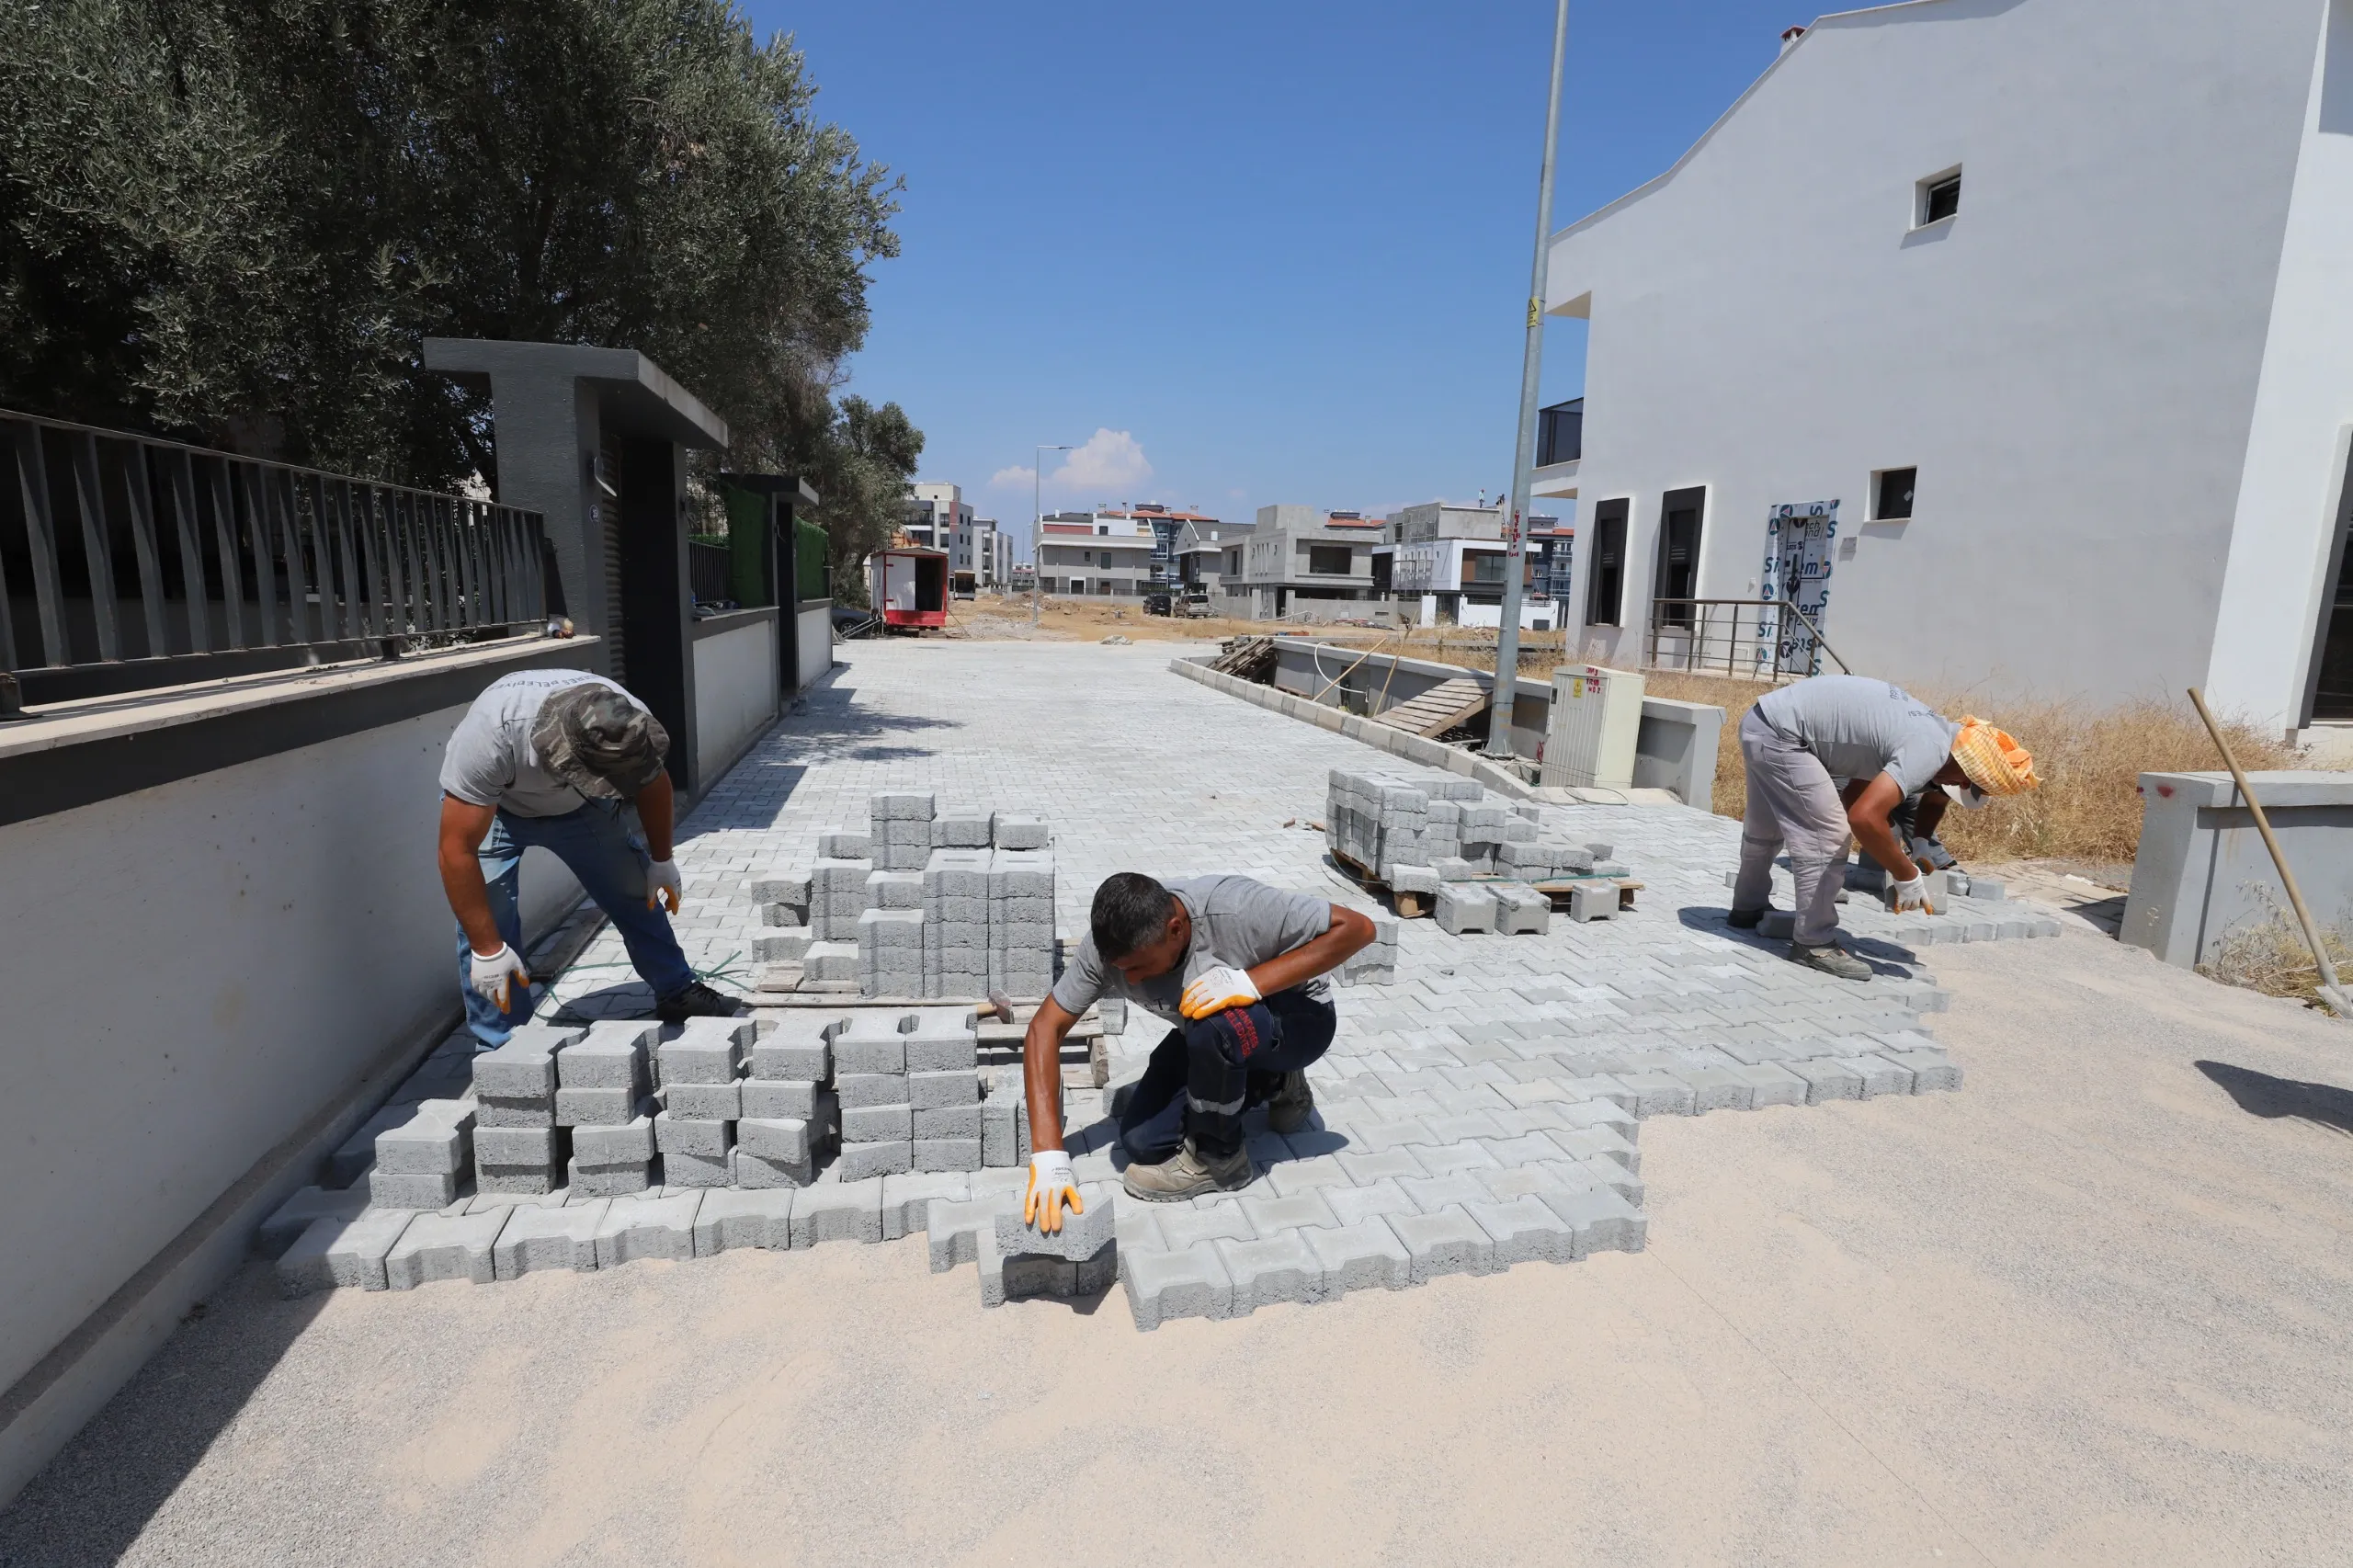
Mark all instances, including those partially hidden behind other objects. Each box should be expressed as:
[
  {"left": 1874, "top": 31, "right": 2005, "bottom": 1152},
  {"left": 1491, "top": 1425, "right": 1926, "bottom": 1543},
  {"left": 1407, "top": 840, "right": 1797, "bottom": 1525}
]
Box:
[
  {"left": 1730, "top": 674, "right": 2038, "bottom": 980},
  {"left": 1019, "top": 873, "right": 1376, "bottom": 1223},
  {"left": 437, "top": 667, "right": 743, "bottom": 1045}
]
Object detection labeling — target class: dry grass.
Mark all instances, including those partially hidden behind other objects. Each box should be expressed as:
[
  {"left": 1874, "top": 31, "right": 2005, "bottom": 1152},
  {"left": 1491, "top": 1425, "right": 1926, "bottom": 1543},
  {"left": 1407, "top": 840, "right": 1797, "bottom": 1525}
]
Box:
[
  {"left": 2198, "top": 911, "right": 2353, "bottom": 1009},
  {"left": 1601, "top": 670, "right": 2303, "bottom": 864}
]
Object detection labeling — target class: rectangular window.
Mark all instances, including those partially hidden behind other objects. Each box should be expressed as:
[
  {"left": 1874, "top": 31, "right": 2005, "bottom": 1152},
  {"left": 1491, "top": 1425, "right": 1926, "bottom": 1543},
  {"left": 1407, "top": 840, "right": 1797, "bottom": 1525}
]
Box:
[
  {"left": 1918, "top": 168, "right": 1961, "bottom": 226},
  {"left": 1873, "top": 467, "right": 1916, "bottom": 520},
  {"left": 1307, "top": 545, "right": 1351, "bottom": 575},
  {"left": 1586, "top": 499, "right": 1628, "bottom": 626},
  {"left": 1654, "top": 485, "right": 1706, "bottom": 627}
]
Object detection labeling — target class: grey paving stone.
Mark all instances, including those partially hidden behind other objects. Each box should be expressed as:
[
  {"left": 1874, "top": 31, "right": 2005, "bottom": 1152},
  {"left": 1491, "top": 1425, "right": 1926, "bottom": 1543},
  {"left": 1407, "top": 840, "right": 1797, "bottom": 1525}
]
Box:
[
  {"left": 384, "top": 1209, "right": 506, "bottom": 1290},
  {"left": 663, "top": 1150, "right": 734, "bottom": 1188},
  {"left": 573, "top": 1115, "right": 655, "bottom": 1165},
  {"left": 1729, "top": 1062, "right": 1810, "bottom": 1107},
  {"left": 1325, "top": 1178, "right": 1418, "bottom": 1228},
  {"left": 1465, "top": 1196, "right": 1576, "bottom": 1266},
  {"left": 1264, "top": 1157, "right": 1357, "bottom": 1197},
  {"left": 1537, "top": 1187, "right": 1649, "bottom": 1256},
  {"left": 276, "top": 1209, "right": 414, "bottom": 1295},
  {"left": 1122, "top": 1243, "right": 1236, "bottom": 1330},
  {"left": 1215, "top": 1231, "right": 1327, "bottom": 1311},
  {"left": 256, "top": 1186, "right": 370, "bottom": 1259},
  {"left": 733, "top": 1147, "right": 814, "bottom": 1189},
  {"left": 559, "top": 1024, "right": 654, "bottom": 1090},
  {"left": 473, "top": 1125, "right": 558, "bottom": 1166},
  {"left": 926, "top": 1196, "right": 995, "bottom": 1271},
  {"left": 653, "top": 1113, "right": 733, "bottom": 1157},
  {"left": 1156, "top": 1201, "right": 1256, "bottom": 1251},
  {"left": 593, "top": 1191, "right": 702, "bottom": 1267},
  {"left": 878, "top": 1171, "right": 971, "bottom": 1239},
  {"left": 567, "top": 1158, "right": 652, "bottom": 1198},
  {"left": 913, "top": 1104, "right": 982, "bottom": 1139},
  {"left": 842, "top": 1103, "right": 913, "bottom": 1143},
  {"left": 1885, "top": 1048, "right": 1963, "bottom": 1092},
  {"left": 1790, "top": 1058, "right": 1865, "bottom": 1104},
  {"left": 908, "top": 1069, "right": 979, "bottom": 1109},
  {"left": 1389, "top": 1206, "right": 1496, "bottom": 1282},
  {"left": 1838, "top": 1053, "right": 1915, "bottom": 1097},
  {"left": 691, "top": 1188, "right": 794, "bottom": 1256},
  {"left": 836, "top": 1141, "right": 913, "bottom": 1181},
  {"left": 494, "top": 1200, "right": 608, "bottom": 1278},
  {"left": 791, "top": 1178, "right": 885, "bottom": 1246},
  {"left": 914, "top": 1136, "right": 983, "bottom": 1172},
  {"left": 367, "top": 1170, "right": 460, "bottom": 1210},
  {"left": 1237, "top": 1189, "right": 1340, "bottom": 1236},
  {"left": 665, "top": 1081, "right": 743, "bottom": 1120},
  {"left": 659, "top": 1017, "right": 752, "bottom": 1084},
  {"left": 1302, "top": 1219, "right": 1412, "bottom": 1293},
  {"left": 472, "top": 1040, "right": 559, "bottom": 1099},
  {"left": 474, "top": 1096, "right": 556, "bottom": 1129},
  {"left": 994, "top": 1189, "right": 1116, "bottom": 1261},
  {"left": 835, "top": 1072, "right": 909, "bottom": 1109},
  {"left": 476, "top": 1166, "right": 560, "bottom": 1197},
  {"left": 375, "top": 1102, "right": 474, "bottom": 1176},
  {"left": 741, "top": 1078, "right": 820, "bottom": 1119},
  {"left": 1615, "top": 1071, "right": 1699, "bottom": 1117},
  {"left": 555, "top": 1085, "right": 640, "bottom": 1126},
  {"left": 1681, "top": 1067, "right": 1756, "bottom": 1114}
]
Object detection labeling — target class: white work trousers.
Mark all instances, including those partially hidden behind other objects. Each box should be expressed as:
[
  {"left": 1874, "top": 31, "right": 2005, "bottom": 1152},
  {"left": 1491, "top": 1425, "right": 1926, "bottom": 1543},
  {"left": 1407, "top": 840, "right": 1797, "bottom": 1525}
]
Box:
[{"left": 1733, "top": 707, "right": 1850, "bottom": 946}]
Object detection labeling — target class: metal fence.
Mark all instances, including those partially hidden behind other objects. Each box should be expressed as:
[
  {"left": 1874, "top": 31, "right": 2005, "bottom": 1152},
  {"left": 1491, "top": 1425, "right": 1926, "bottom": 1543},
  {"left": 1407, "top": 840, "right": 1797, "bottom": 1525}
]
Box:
[
  {"left": 688, "top": 538, "right": 733, "bottom": 605},
  {"left": 3, "top": 408, "right": 548, "bottom": 708},
  {"left": 1643, "top": 597, "right": 1852, "bottom": 683}
]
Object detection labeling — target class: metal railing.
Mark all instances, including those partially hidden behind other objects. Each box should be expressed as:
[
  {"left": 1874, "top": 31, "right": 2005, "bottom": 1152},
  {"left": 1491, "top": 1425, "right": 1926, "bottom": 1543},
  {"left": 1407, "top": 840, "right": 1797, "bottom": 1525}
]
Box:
[
  {"left": 1643, "top": 597, "right": 1852, "bottom": 683},
  {"left": 3, "top": 408, "right": 549, "bottom": 707}
]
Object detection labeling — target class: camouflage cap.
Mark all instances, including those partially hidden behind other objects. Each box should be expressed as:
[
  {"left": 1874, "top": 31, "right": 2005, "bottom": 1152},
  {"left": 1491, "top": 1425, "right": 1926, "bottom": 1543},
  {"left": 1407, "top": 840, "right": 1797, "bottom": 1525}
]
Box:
[{"left": 530, "top": 682, "right": 669, "bottom": 799}]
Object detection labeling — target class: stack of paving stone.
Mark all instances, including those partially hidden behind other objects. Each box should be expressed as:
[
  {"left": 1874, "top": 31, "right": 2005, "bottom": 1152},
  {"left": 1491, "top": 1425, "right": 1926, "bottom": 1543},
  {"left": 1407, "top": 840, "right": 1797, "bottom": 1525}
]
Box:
[
  {"left": 1337, "top": 914, "right": 1403, "bottom": 983},
  {"left": 472, "top": 1022, "right": 584, "bottom": 1194},
  {"left": 832, "top": 1006, "right": 985, "bottom": 1178},
  {"left": 1327, "top": 767, "right": 1623, "bottom": 896},
  {"left": 977, "top": 1062, "right": 1061, "bottom": 1167},
  {"left": 652, "top": 1017, "right": 756, "bottom": 1188},
  {"left": 750, "top": 791, "right": 1061, "bottom": 1001},
  {"left": 559, "top": 1021, "right": 658, "bottom": 1196},
  {"left": 737, "top": 1015, "right": 838, "bottom": 1185},
  {"left": 369, "top": 1099, "right": 476, "bottom": 1209}
]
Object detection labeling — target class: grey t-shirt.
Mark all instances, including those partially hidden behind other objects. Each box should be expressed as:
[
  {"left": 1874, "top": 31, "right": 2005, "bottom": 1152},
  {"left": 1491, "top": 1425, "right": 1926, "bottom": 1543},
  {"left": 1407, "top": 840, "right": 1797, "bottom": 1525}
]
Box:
[
  {"left": 1754, "top": 675, "right": 1958, "bottom": 795},
  {"left": 1051, "top": 875, "right": 1335, "bottom": 1027},
  {"left": 439, "top": 669, "right": 642, "bottom": 817}
]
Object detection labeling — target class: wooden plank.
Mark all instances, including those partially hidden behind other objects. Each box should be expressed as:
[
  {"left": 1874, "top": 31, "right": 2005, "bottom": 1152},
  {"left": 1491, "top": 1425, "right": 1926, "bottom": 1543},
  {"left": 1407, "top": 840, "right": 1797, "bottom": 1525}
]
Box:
[{"left": 1377, "top": 676, "right": 1490, "bottom": 737}]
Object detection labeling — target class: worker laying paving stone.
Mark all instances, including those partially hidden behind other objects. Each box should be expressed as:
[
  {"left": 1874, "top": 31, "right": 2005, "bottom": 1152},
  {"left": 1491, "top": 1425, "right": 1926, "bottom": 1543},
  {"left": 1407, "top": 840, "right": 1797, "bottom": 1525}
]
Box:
[{"left": 1013, "top": 870, "right": 1380, "bottom": 1213}]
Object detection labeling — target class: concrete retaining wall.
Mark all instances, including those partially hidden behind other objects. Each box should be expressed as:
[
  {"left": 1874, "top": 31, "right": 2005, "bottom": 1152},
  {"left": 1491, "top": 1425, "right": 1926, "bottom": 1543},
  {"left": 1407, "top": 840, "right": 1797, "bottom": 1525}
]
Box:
[
  {"left": 2123, "top": 770, "right": 2353, "bottom": 966},
  {"left": 795, "top": 601, "right": 835, "bottom": 694},
  {"left": 1259, "top": 638, "right": 1722, "bottom": 806},
  {"left": 691, "top": 608, "right": 780, "bottom": 785}
]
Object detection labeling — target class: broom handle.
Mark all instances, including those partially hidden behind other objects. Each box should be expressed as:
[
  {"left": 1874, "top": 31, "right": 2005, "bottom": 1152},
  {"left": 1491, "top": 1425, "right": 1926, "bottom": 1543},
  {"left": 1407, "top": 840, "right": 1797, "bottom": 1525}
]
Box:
[{"left": 2187, "top": 687, "right": 2348, "bottom": 1009}]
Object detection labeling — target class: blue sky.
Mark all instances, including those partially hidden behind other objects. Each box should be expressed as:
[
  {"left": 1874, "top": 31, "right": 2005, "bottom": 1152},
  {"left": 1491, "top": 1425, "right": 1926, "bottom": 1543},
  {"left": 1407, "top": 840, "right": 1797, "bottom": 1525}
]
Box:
[{"left": 749, "top": 2, "right": 1793, "bottom": 542}]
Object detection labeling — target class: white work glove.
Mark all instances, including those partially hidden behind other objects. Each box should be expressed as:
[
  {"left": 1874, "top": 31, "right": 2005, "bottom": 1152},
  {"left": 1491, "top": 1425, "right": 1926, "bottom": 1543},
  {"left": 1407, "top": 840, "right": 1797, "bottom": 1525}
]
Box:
[
  {"left": 1889, "top": 873, "right": 1938, "bottom": 915},
  {"left": 1023, "top": 1150, "right": 1083, "bottom": 1234},
  {"left": 645, "top": 858, "right": 682, "bottom": 915},
  {"left": 1179, "top": 963, "right": 1261, "bottom": 1020},
  {"left": 468, "top": 944, "right": 533, "bottom": 1013}
]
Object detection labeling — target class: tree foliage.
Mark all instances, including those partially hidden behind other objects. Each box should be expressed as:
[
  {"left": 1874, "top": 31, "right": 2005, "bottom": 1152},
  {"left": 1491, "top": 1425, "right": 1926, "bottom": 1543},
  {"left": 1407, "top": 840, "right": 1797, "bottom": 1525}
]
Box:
[{"left": 0, "top": 0, "right": 921, "bottom": 558}]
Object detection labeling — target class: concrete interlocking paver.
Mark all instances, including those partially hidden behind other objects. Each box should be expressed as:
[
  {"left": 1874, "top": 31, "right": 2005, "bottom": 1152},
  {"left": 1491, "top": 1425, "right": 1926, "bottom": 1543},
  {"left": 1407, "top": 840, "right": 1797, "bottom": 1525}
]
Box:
[{"left": 304, "top": 642, "right": 2003, "bottom": 1325}]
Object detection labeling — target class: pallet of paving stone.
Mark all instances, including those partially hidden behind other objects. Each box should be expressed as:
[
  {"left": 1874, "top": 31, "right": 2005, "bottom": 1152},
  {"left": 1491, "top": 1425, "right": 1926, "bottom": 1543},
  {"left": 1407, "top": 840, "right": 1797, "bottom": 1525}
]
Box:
[
  {"left": 1528, "top": 876, "right": 1643, "bottom": 913},
  {"left": 1328, "top": 844, "right": 1433, "bottom": 918}
]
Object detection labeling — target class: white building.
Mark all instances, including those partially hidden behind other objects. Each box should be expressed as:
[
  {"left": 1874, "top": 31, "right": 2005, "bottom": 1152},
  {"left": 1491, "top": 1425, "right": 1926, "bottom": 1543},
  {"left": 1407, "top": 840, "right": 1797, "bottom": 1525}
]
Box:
[
  {"left": 1380, "top": 504, "right": 1569, "bottom": 630},
  {"left": 1034, "top": 511, "right": 1158, "bottom": 597},
  {"left": 1546, "top": 0, "right": 2353, "bottom": 735},
  {"left": 950, "top": 515, "right": 1011, "bottom": 592},
  {"left": 905, "top": 482, "right": 972, "bottom": 552}
]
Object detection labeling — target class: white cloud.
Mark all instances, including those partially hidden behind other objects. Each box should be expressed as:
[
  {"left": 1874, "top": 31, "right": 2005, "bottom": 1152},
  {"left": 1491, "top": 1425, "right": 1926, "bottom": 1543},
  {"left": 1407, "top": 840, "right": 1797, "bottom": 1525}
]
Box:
[
  {"left": 989, "top": 464, "right": 1036, "bottom": 488},
  {"left": 1053, "top": 428, "right": 1152, "bottom": 492}
]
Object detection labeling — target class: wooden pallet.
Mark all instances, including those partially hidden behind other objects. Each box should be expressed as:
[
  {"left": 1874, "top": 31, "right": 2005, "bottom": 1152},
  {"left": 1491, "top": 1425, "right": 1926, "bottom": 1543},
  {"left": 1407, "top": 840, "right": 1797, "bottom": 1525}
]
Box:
[
  {"left": 1331, "top": 846, "right": 1642, "bottom": 919},
  {"left": 1209, "top": 635, "right": 1276, "bottom": 678},
  {"left": 1329, "top": 846, "right": 1431, "bottom": 918},
  {"left": 1376, "top": 677, "right": 1491, "bottom": 738}
]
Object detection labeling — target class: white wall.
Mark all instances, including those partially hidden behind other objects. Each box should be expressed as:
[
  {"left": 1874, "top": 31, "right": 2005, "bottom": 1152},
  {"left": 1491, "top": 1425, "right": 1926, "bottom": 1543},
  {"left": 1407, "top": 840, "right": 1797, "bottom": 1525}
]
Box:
[
  {"left": 0, "top": 705, "right": 581, "bottom": 1402},
  {"left": 1549, "top": 0, "right": 2324, "bottom": 710},
  {"left": 2208, "top": 0, "right": 2353, "bottom": 729},
  {"left": 691, "top": 614, "right": 779, "bottom": 784},
  {"left": 795, "top": 604, "right": 834, "bottom": 693}
]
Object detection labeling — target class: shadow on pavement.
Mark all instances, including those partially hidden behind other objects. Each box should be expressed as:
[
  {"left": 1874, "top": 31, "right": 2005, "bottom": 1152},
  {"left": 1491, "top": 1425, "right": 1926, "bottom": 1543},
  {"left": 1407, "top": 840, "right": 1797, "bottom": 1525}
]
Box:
[
  {"left": 0, "top": 1265, "right": 329, "bottom": 1566},
  {"left": 2196, "top": 1060, "right": 2353, "bottom": 1138},
  {"left": 1674, "top": 904, "right": 1921, "bottom": 975}
]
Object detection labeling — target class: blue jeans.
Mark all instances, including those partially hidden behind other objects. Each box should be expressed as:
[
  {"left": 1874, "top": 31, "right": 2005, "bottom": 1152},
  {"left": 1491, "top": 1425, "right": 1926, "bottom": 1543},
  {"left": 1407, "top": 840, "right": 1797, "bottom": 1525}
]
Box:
[
  {"left": 1119, "top": 988, "right": 1337, "bottom": 1163},
  {"left": 458, "top": 801, "right": 696, "bottom": 1046}
]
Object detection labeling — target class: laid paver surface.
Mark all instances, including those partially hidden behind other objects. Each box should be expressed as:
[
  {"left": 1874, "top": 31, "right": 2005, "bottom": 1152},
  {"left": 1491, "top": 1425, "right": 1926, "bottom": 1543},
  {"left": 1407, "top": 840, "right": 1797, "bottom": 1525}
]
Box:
[{"left": 5, "top": 641, "right": 2347, "bottom": 1564}]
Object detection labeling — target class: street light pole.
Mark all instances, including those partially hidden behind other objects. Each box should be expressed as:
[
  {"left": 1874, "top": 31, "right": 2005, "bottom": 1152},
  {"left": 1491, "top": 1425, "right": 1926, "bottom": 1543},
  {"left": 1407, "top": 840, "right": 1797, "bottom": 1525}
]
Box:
[
  {"left": 1031, "top": 443, "right": 1072, "bottom": 629},
  {"left": 1486, "top": 0, "right": 1571, "bottom": 758}
]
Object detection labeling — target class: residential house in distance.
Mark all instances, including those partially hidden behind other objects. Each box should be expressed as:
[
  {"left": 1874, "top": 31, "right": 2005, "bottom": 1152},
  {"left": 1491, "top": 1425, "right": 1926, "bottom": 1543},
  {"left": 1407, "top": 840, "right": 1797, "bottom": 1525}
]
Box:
[
  {"left": 1175, "top": 516, "right": 1256, "bottom": 604},
  {"left": 1544, "top": 0, "right": 2353, "bottom": 737},
  {"left": 1378, "top": 504, "right": 1569, "bottom": 630},
  {"left": 950, "top": 515, "right": 1011, "bottom": 595},
  {"left": 1097, "top": 503, "right": 1222, "bottom": 590},
  {"left": 904, "top": 482, "right": 971, "bottom": 551},
  {"left": 1233, "top": 505, "right": 1382, "bottom": 621},
  {"left": 1033, "top": 511, "right": 1157, "bottom": 597}
]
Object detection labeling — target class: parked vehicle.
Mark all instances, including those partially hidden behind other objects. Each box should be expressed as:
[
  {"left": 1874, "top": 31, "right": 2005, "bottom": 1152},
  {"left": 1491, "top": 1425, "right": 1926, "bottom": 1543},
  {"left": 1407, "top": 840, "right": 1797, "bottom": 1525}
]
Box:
[
  {"left": 1143, "top": 593, "right": 1173, "bottom": 617},
  {"left": 1179, "top": 589, "right": 1213, "bottom": 618}
]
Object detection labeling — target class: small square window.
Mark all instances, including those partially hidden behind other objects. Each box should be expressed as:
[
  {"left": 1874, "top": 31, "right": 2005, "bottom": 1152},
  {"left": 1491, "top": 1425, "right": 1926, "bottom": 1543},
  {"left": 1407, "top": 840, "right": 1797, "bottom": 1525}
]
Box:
[
  {"left": 1874, "top": 467, "right": 1916, "bottom": 521},
  {"left": 1918, "top": 169, "right": 1961, "bottom": 225}
]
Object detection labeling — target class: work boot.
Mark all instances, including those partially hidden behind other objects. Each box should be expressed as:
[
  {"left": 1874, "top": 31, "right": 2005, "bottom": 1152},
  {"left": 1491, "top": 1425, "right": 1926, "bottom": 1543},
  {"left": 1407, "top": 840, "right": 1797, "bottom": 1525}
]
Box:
[
  {"left": 655, "top": 979, "right": 746, "bottom": 1023},
  {"left": 1121, "top": 1140, "right": 1253, "bottom": 1202},
  {"left": 1787, "top": 940, "right": 1872, "bottom": 982},
  {"left": 1725, "top": 905, "right": 1777, "bottom": 930},
  {"left": 1267, "top": 1070, "right": 1314, "bottom": 1135}
]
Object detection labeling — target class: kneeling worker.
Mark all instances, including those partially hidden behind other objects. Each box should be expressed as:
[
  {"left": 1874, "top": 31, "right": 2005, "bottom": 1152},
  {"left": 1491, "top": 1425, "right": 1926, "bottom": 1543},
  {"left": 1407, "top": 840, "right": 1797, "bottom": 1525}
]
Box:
[
  {"left": 1019, "top": 873, "right": 1376, "bottom": 1225},
  {"left": 438, "top": 668, "right": 742, "bottom": 1045},
  {"left": 1731, "top": 674, "right": 2038, "bottom": 980}
]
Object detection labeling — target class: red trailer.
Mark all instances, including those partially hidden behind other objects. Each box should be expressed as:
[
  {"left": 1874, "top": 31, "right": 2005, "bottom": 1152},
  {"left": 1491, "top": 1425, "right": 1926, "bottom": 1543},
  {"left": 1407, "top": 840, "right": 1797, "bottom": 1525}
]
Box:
[{"left": 870, "top": 546, "right": 949, "bottom": 631}]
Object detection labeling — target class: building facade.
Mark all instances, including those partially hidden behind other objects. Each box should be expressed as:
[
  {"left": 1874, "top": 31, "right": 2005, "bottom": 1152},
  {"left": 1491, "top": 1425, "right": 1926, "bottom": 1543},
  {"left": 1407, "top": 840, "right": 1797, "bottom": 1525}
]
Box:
[
  {"left": 1034, "top": 511, "right": 1158, "bottom": 597},
  {"left": 1545, "top": 0, "right": 2353, "bottom": 735},
  {"left": 905, "top": 482, "right": 972, "bottom": 552},
  {"left": 1378, "top": 504, "right": 1570, "bottom": 629},
  {"left": 949, "top": 515, "right": 1011, "bottom": 593},
  {"left": 1233, "top": 505, "right": 1383, "bottom": 620}
]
